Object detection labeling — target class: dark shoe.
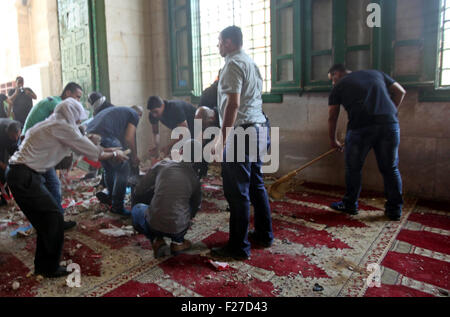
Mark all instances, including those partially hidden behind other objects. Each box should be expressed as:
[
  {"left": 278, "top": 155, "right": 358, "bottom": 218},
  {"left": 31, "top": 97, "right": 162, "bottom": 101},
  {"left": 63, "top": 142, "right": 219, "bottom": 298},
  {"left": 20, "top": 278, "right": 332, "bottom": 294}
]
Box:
[
  {"left": 111, "top": 207, "right": 131, "bottom": 217},
  {"left": 63, "top": 221, "right": 77, "bottom": 231},
  {"left": 36, "top": 266, "right": 70, "bottom": 279},
  {"left": 331, "top": 201, "right": 358, "bottom": 216},
  {"left": 171, "top": 240, "right": 192, "bottom": 255},
  {"left": 248, "top": 231, "right": 273, "bottom": 248},
  {"left": 211, "top": 246, "right": 249, "bottom": 261},
  {"left": 385, "top": 212, "right": 401, "bottom": 221},
  {"left": 96, "top": 192, "right": 112, "bottom": 206},
  {"left": 152, "top": 238, "right": 171, "bottom": 259}
]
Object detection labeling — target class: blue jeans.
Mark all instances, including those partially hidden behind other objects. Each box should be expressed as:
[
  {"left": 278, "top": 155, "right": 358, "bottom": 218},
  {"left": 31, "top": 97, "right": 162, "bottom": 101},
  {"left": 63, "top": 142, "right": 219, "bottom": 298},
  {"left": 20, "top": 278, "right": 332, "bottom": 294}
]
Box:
[
  {"left": 42, "top": 168, "right": 64, "bottom": 215},
  {"left": 344, "top": 123, "right": 404, "bottom": 217},
  {"left": 131, "top": 204, "right": 187, "bottom": 243},
  {"left": 222, "top": 124, "right": 274, "bottom": 257},
  {"left": 101, "top": 137, "right": 130, "bottom": 211}
]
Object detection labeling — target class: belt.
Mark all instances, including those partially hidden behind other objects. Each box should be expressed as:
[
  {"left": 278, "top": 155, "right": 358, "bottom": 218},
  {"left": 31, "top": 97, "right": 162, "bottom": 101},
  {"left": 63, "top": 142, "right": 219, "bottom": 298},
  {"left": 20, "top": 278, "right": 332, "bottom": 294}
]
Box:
[{"left": 239, "top": 122, "right": 268, "bottom": 129}]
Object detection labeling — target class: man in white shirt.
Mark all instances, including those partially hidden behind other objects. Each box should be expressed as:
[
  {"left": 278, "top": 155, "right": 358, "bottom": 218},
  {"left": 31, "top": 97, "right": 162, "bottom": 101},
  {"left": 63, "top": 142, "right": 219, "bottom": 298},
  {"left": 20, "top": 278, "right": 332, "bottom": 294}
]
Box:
[{"left": 7, "top": 98, "right": 129, "bottom": 279}]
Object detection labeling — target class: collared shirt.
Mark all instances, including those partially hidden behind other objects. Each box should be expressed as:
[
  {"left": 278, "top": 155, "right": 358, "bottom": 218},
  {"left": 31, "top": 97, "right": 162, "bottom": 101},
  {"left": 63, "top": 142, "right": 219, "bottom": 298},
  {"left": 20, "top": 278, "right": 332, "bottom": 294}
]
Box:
[
  {"left": 10, "top": 119, "right": 101, "bottom": 173},
  {"left": 134, "top": 160, "right": 202, "bottom": 235},
  {"left": 217, "top": 50, "right": 266, "bottom": 127},
  {"left": 22, "top": 96, "right": 62, "bottom": 135}
]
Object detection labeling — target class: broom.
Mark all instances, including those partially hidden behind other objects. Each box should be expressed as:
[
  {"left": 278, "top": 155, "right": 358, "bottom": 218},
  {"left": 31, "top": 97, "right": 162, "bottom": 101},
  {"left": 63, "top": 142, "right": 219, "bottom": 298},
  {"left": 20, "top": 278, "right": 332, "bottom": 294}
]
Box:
[{"left": 268, "top": 146, "right": 343, "bottom": 200}]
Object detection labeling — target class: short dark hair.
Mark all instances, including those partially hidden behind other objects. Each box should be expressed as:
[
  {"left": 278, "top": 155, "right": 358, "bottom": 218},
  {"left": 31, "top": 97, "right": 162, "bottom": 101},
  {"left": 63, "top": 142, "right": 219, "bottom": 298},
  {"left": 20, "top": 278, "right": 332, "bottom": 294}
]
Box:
[
  {"left": 61, "top": 82, "right": 83, "bottom": 98},
  {"left": 328, "top": 64, "right": 348, "bottom": 75},
  {"left": 16, "top": 76, "right": 24, "bottom": 82},
  {"left": 220, "top": 26, "right": 243, "bottom": 48},
  {"left": 147, "top": 96, "right": 164, "bottom": 110},
  {"left": 0, "top": 94, "right": 7, "bottom": 103},
  {"left": 7, "top": 121, "right": 21, "bottom": 135}
]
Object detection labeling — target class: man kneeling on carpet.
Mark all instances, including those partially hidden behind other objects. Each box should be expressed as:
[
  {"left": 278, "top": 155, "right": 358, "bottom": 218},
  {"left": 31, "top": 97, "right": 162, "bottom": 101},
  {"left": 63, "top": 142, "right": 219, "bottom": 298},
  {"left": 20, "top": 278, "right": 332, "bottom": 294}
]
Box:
[
  {"left": 132, "top": 141, "right": 203, "bottom": 259},
  {"left": 7, "top": 98, "right": 130, "bottom": 278}
]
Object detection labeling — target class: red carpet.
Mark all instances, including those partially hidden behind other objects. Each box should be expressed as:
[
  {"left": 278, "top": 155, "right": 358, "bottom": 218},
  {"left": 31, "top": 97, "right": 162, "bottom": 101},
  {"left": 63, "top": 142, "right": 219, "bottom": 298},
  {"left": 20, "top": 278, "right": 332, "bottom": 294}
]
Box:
[{"left": 0, "top": 170, "right": 448, "bottom": 297}]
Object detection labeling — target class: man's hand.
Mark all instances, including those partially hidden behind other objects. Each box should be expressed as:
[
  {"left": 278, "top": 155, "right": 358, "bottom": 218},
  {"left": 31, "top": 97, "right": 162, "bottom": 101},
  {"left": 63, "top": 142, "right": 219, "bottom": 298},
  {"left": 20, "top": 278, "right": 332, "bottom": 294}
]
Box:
[
  {"left": 115, "top": 150, "right": 130, "bottom": 163},
  {"left": 330, "top": 139, "right": 344, "bottom": 152},
  {"left": 131, "top": 156, "right": 140, "bottom": 167},
  {"left": 161, "top": 145, "right": 172, "bottom": 158},
  {"left": 149, "top": 147, "right": 159, "bottom": 158},
  {"left": 211, "top": 139, "right": 224, "bottom": 158}
]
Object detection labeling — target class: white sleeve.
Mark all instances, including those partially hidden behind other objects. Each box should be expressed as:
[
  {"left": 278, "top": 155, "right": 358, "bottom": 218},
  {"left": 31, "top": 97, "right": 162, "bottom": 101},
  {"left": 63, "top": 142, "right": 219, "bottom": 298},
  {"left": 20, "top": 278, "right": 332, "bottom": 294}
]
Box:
[{"left": 54, "top": 125, "right": 102, "bottom": 161}]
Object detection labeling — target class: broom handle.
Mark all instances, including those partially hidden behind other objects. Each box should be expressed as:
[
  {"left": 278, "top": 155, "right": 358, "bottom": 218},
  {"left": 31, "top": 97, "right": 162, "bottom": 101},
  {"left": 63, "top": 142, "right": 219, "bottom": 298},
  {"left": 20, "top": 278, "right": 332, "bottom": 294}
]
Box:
[{"left": 276, "top": 148, "right": 341, "bottom": 183}]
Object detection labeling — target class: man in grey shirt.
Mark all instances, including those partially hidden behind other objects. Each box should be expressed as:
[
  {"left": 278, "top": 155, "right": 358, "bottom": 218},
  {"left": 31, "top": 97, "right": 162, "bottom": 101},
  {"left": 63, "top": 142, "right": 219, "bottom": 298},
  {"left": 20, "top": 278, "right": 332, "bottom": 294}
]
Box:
[
  {"left": 131, "top": 158, "right": 202, "bottom": 259},
  {"left": 211, "top": 26, "right": 273, "bottom": 261}
]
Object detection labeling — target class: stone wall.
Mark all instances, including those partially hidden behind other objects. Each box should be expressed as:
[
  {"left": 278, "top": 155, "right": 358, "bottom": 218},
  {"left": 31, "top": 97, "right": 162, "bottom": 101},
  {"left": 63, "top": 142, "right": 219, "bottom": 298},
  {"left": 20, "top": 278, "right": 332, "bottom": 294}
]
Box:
[{"left": 104, "top": 0, "right": 172, "bottom": 159}]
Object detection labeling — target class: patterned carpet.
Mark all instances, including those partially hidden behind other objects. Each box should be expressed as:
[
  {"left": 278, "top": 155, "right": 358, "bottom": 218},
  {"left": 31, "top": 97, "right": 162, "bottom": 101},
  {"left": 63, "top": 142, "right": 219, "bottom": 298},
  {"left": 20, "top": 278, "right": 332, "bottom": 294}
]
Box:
[{"left": 0, "top": 170, "right": 448, "bottom": 298}]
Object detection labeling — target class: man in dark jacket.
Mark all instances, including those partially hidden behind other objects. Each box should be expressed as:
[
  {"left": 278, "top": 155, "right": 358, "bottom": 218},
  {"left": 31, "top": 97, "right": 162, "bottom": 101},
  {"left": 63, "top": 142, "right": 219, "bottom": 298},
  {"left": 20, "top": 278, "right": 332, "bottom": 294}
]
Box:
[{"left": 131, "top": 141, "right": 203, "bottom": 259}]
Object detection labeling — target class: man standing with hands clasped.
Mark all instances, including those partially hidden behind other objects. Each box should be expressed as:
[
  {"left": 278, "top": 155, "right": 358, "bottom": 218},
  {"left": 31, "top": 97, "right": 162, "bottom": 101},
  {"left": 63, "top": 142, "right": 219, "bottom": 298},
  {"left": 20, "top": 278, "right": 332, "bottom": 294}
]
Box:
[
  {"left": 210, "top": 26, "right": 274, "bottom": 261},
  {"left": 327, "top": 64, "right": 407, "bottom": 221}
]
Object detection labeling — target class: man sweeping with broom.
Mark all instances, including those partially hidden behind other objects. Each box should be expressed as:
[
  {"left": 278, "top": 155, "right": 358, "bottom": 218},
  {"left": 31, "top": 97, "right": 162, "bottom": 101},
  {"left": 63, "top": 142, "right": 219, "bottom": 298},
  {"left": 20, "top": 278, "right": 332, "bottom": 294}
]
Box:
[{"left": 327, "top": 64, "right": 407, "bottom": 221}]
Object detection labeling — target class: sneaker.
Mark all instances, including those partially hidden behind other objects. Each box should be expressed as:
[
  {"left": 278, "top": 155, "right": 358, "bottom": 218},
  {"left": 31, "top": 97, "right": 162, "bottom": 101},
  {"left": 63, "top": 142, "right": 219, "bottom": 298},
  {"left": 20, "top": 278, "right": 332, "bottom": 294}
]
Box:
[
  {"left": 210, "top": 246, "right": 249, "bottom": 261},
  {"left": 330, "top": 201, "right": 358, "bottom": 216},
  {"left": 110, "top": 207, "right": 131, "bottom": 217},
  {"left": 63, "top": 221, "right": 77, "bottom": 231},
  {"left": 96, "top": 192, "right": 112, "bottom": 206},
  {"left": 35, "top": 266, "right": 70, "bottom": 279},
  {"left": 171, "top": 240, "right": 192, "bottom": 255},
  {"left": 248, "top": 231, "right": 273, "bottom": 248},
  {"left": 152, "top": 238, "right": 171, "bottom": 259}
]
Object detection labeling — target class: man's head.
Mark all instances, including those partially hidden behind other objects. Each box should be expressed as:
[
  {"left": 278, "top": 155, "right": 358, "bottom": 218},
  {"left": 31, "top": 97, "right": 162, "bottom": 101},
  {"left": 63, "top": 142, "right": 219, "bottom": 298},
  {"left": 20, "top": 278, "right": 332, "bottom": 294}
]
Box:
[
  {"left": 87, "top": 91, "right": 106, "bottom": 109},
  {"left": 6, "top": 121, "right": 22, "bottom": 143},
  {"left": 16, "top": 76, "right": 24, "bottom": 88},
  {"left": 131, "top": 105, "right": 144, "bottom": 118},
  {"left": 147, "top": 96, "right": 165, "bottom": 120},
  {"left": 218, "top": 26, "right": 243, "bottom": 57},
  {"left": 328, "top": 64, "right": 351, "bottom": 85},
  {"left": 61, "top": 82, "right": 83, "bottom": 101}
]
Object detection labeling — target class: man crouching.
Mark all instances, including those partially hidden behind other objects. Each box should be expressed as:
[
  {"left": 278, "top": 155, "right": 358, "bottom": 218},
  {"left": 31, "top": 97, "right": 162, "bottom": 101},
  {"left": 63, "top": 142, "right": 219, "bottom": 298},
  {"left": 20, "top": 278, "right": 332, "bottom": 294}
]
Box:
[{"left": 131, "top": 141, "right": 203, "bottom": 259}]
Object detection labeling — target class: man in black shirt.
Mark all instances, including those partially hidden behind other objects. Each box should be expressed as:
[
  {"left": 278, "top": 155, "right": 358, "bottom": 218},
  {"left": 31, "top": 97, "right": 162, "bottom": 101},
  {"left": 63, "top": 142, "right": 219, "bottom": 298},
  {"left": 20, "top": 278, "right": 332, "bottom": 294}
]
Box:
[
  {"left": 8, "top": 77, "right": 37, "bottom": 126},
  {"left": 147, "top": 96, "right": 197, "bottom": 157},
  {"left": 328, "top": 64, "right": 406, "bottom": 221}
]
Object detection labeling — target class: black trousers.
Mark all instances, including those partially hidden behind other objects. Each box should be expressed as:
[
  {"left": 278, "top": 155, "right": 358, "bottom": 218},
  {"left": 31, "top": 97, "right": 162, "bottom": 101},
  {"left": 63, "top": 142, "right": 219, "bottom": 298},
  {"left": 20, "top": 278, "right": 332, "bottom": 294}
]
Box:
[{"left": 6, "top": 165, "right": 64, "bottom": 274}]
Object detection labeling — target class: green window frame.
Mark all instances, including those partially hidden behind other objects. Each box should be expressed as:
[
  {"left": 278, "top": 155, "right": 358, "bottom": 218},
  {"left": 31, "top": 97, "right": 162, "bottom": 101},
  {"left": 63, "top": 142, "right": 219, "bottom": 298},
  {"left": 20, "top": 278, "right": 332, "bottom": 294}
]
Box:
[
  {"left": 168, "top": 0, "right": 202, "bottom": 97},
  {"left": 382, "top": 0, "right": 439, "bottom": 87},
  {"left": 303, "top": 0, "right": 382, "bottom": 92},
  {"left": 270, "top": 0, "right": 302, "bottom": 93},
  {"left": 168, "top": 0, "right": 449, "bottom": 101}
]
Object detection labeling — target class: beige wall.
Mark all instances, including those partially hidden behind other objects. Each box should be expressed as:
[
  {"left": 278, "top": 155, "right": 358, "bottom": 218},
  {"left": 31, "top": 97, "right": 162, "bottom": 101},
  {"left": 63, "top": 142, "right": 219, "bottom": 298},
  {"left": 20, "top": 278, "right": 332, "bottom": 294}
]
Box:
[
  {"left": 262, "top": 92, "right": 450, "bottom": 202},
  {"left": 0, "top": 0, "right": 61, "bottom": 98},
  {"left": 104, "top": 0, "right": 171, "bottom": 160},
  {"left": 104, "top": 0, "right": 450, "bottom": 201},
  {"left": 0, "top": 0, "right": 21, "bottom": 84}
]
